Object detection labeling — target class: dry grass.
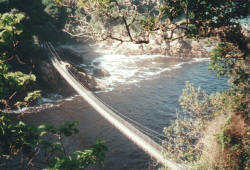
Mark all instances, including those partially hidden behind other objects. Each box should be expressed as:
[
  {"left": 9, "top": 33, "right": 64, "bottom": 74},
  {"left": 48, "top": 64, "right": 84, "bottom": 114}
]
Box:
[{"left": 196, "top": 113, "right": 248, "bottom": 169}]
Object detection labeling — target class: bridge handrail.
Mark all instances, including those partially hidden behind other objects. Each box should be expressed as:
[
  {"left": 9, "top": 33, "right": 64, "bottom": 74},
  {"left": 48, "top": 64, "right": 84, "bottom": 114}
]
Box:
[{"left": 45, "top": 42, "right": 188, "bottom": 170}]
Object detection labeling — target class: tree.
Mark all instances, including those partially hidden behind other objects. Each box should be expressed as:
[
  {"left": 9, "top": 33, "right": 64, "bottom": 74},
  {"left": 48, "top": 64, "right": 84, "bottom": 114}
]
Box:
[
  {"left": 0, "top": 12, "right": 39, "bottom": 110},
  {"left": 0, "top": 11, "right": 107, "bottom": 169},
  {"left": 57, "top": 0, "right": 248, "bottom": 44}
]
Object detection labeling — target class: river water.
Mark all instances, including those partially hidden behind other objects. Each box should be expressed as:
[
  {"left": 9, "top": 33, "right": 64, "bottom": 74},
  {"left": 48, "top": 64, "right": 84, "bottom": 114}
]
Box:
[{"left": 24, "top": 51, "right": 229, "bottom": 169}]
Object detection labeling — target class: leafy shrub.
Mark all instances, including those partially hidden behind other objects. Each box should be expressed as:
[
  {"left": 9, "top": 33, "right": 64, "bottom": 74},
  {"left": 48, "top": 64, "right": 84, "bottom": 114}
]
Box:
[
  {"left": 163, "top": 82, "right": 249, "bottom": 169},
  {"left": 0, "top": 11, "right": 107, "bottom": 169},
  {"left": 0, "top": 114, "right": 107, "bottom": 169}
]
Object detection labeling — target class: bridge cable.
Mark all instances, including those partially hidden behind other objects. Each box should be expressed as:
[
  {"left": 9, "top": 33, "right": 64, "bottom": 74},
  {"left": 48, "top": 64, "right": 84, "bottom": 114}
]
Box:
[
  {"left": 46, "top": 42, "right": 205, "bottom": 164},
  {"left": 46, "top": 42, "right": 167, "bottom": 141},
  {"left": 46, "top": 42, "right": 204, "bottom": 168}
]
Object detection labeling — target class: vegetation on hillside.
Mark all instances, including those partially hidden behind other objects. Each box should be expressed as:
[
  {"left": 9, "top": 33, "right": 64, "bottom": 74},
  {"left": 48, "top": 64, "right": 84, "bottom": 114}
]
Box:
[
  {"left": 54, "top": 0, "right": 249, "bottom": 44},
  {"left": 0, "top": 8, "right": 107, "bottom": 170}
]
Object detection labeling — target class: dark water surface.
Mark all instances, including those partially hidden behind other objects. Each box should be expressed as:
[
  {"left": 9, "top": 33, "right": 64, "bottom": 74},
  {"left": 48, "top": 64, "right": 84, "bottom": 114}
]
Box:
[
  {"left": 96, "top": 61, "right": 229, "bottom": 132},
  {"left": 25, "top": 61, "right": 229, "bottom": 170}
]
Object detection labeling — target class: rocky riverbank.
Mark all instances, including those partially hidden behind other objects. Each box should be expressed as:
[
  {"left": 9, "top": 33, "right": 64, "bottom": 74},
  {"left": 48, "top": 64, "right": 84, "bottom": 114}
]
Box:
[
  {"left": 35, "top": 37, "right": 213, "bottom": 95},
  {"left": 96, "top": 32, "right": 215, "bottom": 57}
]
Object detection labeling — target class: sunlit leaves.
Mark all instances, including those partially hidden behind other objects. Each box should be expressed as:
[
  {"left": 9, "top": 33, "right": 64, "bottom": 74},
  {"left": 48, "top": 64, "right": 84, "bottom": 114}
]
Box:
[
  {"left": 179, "top": 82, "right": 212, "bottom": 119},
  {"left": 0, "top": 12, "right": 31, "bottom": 105},
  {"left": 4, "top": 72, "right": 36, "bottom": 86},
  {"left": 1, "top": 70, "right": 37, "bottom": 103},
  {"left": 0, "top": 12, "right": 24, "bottom": 47},
  {"left": 24, "top": 90, "right": 41, "bottom": 102},
  {"left": 15, "top": 90, "right": 41, "bottom": 108}
]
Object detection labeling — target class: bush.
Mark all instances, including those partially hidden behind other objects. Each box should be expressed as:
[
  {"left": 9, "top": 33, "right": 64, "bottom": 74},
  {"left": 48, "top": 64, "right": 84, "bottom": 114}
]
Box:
[{"left": 163, "top": 82, "right": 249, "bottom": 169}]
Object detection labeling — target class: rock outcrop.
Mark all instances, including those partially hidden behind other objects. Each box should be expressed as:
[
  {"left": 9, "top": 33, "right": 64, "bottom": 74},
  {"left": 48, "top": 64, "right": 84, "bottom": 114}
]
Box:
[
  {"left": 169, "top": 39, "right": 209, "bottom": 58},
  {"left": 65, "top": 64, "right": 102, "bottom": 91},
  {"left": 93, "top": 68, "right": 110, "bottom": 78},
  {"left": 97, "top": 31, "right": 211, "bottom": 58},
  {"left": 36, "top": 60, "right": 75, "bottom": 95},
  {"left": 37, "top": 58, "right": 102, "bottom": 96}
]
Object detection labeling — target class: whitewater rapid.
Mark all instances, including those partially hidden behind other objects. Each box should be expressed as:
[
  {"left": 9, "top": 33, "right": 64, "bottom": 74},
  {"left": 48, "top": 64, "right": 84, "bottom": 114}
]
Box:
[{"left": 78, "top": 53, "right": 209, "bottom": 91}]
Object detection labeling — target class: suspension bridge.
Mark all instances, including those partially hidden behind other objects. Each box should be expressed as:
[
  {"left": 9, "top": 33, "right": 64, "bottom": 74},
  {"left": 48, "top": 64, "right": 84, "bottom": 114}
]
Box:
[{"left": 45, "top": 42, "right": 187, "bottom": 170}]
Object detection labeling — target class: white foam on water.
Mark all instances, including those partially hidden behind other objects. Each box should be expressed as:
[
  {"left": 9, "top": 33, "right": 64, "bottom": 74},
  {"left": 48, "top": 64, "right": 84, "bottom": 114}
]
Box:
[
  {"left": 79, "top": 53, "right": 210, "bottom": 91},
  {"left": 38, "top": 94, "right": 80, "bottom": 104},
  {"left": 64, "top": 94, "right": 79, "bottom": 101},
  {"left": 37, "top": 93, "right": 63, "bottom": 104},
  {"left": 192, "top": 58, "right": 210, "bottom": 62},
  {"left": 5, "top": 94, "right": 80, "bottom": 114},
  {"left": 5, "top": 103, "right": 61, "bottom": 114}
]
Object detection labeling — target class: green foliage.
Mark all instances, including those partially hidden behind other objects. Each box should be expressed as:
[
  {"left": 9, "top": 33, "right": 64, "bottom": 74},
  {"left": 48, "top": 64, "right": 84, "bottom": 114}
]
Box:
[
  {"left": 158, "top": 1, "right": 249, "bottom": 168},
  {"left": 0, "top": 56, "right": 39, "bottom": 108},
  {"left": 0, "top": 11, "right": 107, "bottom": 169},
  {"left": 0, "top": 12, "right": 40, "bottom": 109},
  {"left": 15, "top": 90, "right": 42, "bottom": 108},
  {"left": 164, "top": 81, "right": 249, "bottom": 169},
  {"left": 163, "top": 82, "right": 213, "bottom": 163},
  {"left": 216, "top": 128, "right": 231, "bottom": 151},
  {"left": 0, "top": 113, "right": 107, "bottom": 169},
  {"left": 0, "top": 12, "right": 24, "bottom": 48},
  {"left": 0, "top": 64, "right": 39, "bottom": 107},
  {"left": 24, "top": 90, "right": 41, "bottom": 102},
  {"left": 77, "top": 0, "right": 89, "bottom": 7},
  {"left": 160, "top": 0, "right": 248, "bottom": 38},
  {"left": 58, "top": 0, "right": 249, "bottom": 45},
  {"left": 4, "top": 71, "right": 36, "bottom": 86},
  {"left": 0, "top": 113, "right": 40, "bottom": 161},
  {"left": 179, "top": 82, "right": 212, "bottom": 119},
  {"left": 210, "top": 42, "right": 249, "bottom": 89},
  {"left": 48, "top": 140, "right": 107, "bottom": 169},
  {"left": 216, "top": 115, "right": 232, "bottom": 150},
  {"left": 58, "top": 121, "right": 79, "bottom": 136},
  {"left": 141, "top": 16, "right": 159, "bottom": 31}
]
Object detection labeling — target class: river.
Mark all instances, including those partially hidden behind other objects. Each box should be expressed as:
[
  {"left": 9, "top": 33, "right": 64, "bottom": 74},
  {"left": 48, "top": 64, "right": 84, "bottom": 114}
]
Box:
[{"left": 24, "top": 51, "right": 229, "bottom": 169}]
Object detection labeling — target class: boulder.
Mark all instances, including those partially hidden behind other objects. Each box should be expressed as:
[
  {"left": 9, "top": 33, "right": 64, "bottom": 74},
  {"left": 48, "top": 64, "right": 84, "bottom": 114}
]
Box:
[
  {"left": 93, "top": 68, "right": 110, "bottom": 77},
  {"left": 65, "top": 63, "right": 104, "bottom": 91}
]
